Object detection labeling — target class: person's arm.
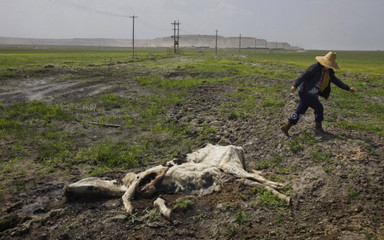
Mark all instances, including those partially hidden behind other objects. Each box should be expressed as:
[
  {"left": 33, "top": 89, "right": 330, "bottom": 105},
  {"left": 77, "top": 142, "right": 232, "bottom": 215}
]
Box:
[
  {"left": 333, "top": 76, "right": 356, "bottom": 93},
  {"left": 330, "top": 69, "right": 354, "bottom": 92},
  {"left": 293, "top": 71, "right": 309, "bottom": 89},
  {"left": 332, "top": 76, "right": 350, "bottom": 90}
]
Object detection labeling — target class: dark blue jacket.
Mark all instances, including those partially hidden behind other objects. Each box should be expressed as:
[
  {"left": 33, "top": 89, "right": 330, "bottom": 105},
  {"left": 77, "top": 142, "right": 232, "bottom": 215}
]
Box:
[{"left": 293, "top": 62, "right": 351, "bottom": 99}]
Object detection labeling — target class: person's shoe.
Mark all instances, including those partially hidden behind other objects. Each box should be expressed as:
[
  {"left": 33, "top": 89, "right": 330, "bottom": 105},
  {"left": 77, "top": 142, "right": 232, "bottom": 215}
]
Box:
[
  {"left": 315, "top": 121, "right": 326, "bottom": 134},
  {"left": 281, "top": 120, "right": 293, "bottom": 137}
]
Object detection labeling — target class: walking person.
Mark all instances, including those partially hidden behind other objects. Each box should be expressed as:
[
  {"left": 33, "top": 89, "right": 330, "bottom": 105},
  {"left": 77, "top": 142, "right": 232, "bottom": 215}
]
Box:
[{"left": 281, "top": 51, "right": 356, "bottom": 137}]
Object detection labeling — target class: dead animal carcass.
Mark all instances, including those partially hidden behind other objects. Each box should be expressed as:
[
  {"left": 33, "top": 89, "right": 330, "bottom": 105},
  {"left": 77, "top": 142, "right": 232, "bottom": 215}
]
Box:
[{"left": 64, "top": 144, "right": 290, "bottom": 219}]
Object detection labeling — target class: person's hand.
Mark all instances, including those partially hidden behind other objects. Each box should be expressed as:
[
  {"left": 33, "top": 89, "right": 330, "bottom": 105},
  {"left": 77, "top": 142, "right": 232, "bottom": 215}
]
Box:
[
  {"left": 291, "top": 86, "right": 297, "bottom": 93},
  {"left": 349, "top": 87, "right": 357, "bottom": 93}
]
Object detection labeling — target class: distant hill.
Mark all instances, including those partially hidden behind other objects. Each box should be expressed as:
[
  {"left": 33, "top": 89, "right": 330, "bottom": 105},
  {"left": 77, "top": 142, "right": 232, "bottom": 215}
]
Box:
[{"left": 0, "top": 36, "right": 302, "bottom": 50}]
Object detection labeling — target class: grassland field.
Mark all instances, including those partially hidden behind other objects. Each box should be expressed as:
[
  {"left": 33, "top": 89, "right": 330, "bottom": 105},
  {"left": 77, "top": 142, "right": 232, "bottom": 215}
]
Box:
[{"left": 0, "top": 46, "right": 383, "bottom": 239}]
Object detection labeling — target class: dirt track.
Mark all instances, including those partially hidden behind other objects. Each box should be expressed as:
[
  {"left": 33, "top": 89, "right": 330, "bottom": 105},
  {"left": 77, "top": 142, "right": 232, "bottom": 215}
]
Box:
[{"left": 1, "top": 62, "right": 384, "bottom": 240}]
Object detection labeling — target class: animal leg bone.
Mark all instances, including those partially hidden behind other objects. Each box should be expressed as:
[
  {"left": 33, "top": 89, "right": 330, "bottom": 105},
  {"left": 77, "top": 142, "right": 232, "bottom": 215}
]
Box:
[
  {"left": 153, "top": 197, "right": 172, "bottom": 220},
  {"left": 222, "top": 167, "right": 286, "bottom": 190},
  {"left": 265, "top": 186, "right": 291, "bottom": 204},
  {"left": 241, "top": 179, "right": 291, "bottom": 204},
  {"left": 249, "top": 170, "right": 286, "bottom": 189},
  {"left": 122, "top": 178, "right": 140, "bottom": 214}
]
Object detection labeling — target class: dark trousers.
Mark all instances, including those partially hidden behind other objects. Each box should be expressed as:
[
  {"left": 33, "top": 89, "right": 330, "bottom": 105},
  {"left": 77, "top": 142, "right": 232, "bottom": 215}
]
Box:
[{"left": 289, "top": 91, "right": 324, "bottom": 125}]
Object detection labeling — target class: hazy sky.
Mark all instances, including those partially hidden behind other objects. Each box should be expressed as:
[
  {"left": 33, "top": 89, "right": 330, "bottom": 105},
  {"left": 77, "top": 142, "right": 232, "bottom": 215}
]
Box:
[{"left": 1, "top": 0, "right": 383, "bottom": 50}]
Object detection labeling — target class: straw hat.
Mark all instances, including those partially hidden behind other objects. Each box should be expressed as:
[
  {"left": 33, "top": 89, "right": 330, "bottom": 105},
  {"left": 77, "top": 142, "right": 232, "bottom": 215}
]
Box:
[{"left": 315, "top": 51, "right": 340, "bottom": 69}]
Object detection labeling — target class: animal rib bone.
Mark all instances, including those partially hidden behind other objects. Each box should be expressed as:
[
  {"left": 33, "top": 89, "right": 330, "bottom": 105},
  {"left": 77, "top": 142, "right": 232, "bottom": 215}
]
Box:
[{"left": 122, "top": 165, "right": 167, "bottom": 214}]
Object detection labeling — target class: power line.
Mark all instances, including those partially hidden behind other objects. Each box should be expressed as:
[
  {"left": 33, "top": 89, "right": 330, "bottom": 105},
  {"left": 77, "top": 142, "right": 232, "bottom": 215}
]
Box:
[
  {"left": 138, "top": 18, "right": 170, "bottom": 32},
  {"left": 46, "top": 0, "right": 130, "bottom": 18}
]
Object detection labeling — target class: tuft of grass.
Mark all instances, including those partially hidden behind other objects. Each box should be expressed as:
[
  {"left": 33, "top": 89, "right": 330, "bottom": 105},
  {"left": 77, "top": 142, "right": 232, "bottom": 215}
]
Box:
[
  {"left": 224, "top": 210, "right": 249, "bottom": 239},
  {"left": 254, "top": 155, "right": 283, "bottom": 171},
  {"left": 1, "top": 101, "right": 71, "bottom": 128},
  {"left": 300, "top": 130, "right": 319, "bottom": 146},
  {"left": 275, "top": 213, "right": 285, "bottom": 224},
  {"left": 234, "top": 210, "right": 248, "bottom": 225},
  {"left": 347, "top": 187, "right": 360, "bottom": 198},
  {"left": 24, "top": 101, "right": 70, "bottom": 121},
  {"left": 76, "top": 139, "right": 143, "bottom": 170},
  {"left": 287, "top": 139, "right": 304, "bottom": 153},
  {"left": 135, "top": 76, "right": 205, "bottom": 89},
  {"left": 310, "top": 151, "right": 333, "bottom": 163},
  {"left": 336, "top": 120, "right": 383, "bottom": 134},
  {"left": 0, "top": 71, "right": 16, "bottom": 79},
  {"left": 173, "top": 199, "right": 194, "bottom": 212},
  {"left": 257, "top": 187, "right": 290, "bottom": 209},
  {"left": 144, "top": 208, "right": 160, "bottom": 223},
  {"left": 261, "top": 98, "right": 285, "bottom": 108},
  {"left": 35, "top": 131, "right": 73, "bottom": 162},
  {"left": 228, "top": 110, "right": 241, "bottom": 120},
  {"left": 100, "top": 93, "right": 122, "bottom": 109},
  {"left": 225, "top": 224, "right": 240, "bottom": 238}
]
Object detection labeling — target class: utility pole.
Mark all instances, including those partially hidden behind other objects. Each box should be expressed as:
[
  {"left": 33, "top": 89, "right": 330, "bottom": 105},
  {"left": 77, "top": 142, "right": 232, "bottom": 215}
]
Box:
[
  {"left": 129, "top": 16, "right": 138, "bottom": 59},
  {"left": 215, "top": 29, "right": 218, "bottom": 54},
  {"left": 239, "top": 34, "right": 241, "bottom": 53},
  {"left": 171, "top": 20, "right": 180, "bottom": 54}
]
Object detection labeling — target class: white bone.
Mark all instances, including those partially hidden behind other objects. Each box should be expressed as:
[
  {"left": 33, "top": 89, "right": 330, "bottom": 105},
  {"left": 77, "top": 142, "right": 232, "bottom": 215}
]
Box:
[
  {"left": 64, "top": 177, "right": 127, "bottom": 198},
  {"left": 122, "top": 165, "right": 168, "bottom": 214},
  {"left": 241, "top": 179, "right": 291, "bottom": 204},
  {"left": 153, "top": 197, "right": 172, "bottom": 220}
]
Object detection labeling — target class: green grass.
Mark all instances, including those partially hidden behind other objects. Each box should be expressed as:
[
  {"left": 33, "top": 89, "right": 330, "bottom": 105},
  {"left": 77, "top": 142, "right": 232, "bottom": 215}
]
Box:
[
  {"left": 347, "top": 187, "right": 360, "bottom": 198},
  {"left": 329, "top": 87, "right": 384, "bottom": 135},
  {"left": 310, "top": 151, "right": 334, "bottom": 163},
  {"left": 0, "top": 46, "right": 171, "bottom": 69},
  {"left": 2, "top": 47, "right": 383, "bottom": 136},
  {"left": 1, "top": 46, "right": 383, "bottom": 208},
  {"left": 36, "top": 129, "right": 73, "bottom": 162},
  {"left": 253, "top": 187, "right": 290, "bottom": 210},
  {"left": 0, "top": 101, "right": 74, "bottom": 162},
  {"left": 173, "top": 199, "right": 194, "bottom": 212},
  {"left": 234, "top": 210, "right": 248, "bottom": 225},
  {"left": 224, "top": 210, "right": 249, "bottom": 238},
  {"left": 76, "top": 139, "right": 143, "bottom": 169},
  {"left": 135, "top": 76, "right": 207, "bottom": 89},
  {"left": 225, "top": 223, "right": 240, "bottom": 238},
  {"left": 0, "top": 101, "right": 71, "bottom": 126},
  {"left": 287, "top": 139, "right": 304, "bottom": 153},
  {"left": 254, "top": 155, "right": 283, "bottom": 170}
]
